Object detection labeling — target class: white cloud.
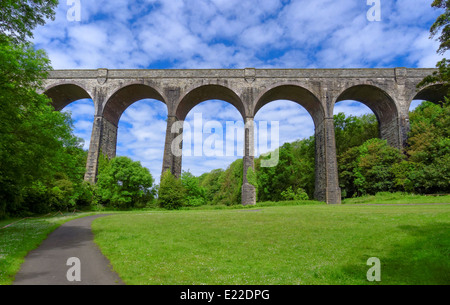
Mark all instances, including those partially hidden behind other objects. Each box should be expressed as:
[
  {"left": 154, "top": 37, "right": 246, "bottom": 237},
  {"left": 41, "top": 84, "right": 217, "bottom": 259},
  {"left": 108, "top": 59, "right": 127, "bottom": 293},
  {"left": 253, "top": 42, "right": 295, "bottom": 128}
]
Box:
[
  {"left": 61, "top": 99, "right": 95, "bottom": 150},
  {"left": 116, "top": 100, "right": 168, "bottom": 182},
  {"left": 33, "top": 0, "right": 448, "bottom": 180}
]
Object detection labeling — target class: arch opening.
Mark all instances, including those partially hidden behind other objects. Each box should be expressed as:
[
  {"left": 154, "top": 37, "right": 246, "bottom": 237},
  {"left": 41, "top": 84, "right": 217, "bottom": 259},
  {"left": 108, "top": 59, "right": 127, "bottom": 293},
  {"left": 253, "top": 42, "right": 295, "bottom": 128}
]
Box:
[
  {"left": 103, "top": 84, "right": 166, "bottom": 126},
  {"left": 254, "top": 99, "right": 316, "bottom": 201},
  {"left": 60, "top": 99, "right": 95, "bottom": 151},
  {"left": 116, "top": 99, "right": 168, "bottom": 184},
  {"left": 44, "top": 83, "right": 95, "bottom": 152},
  {"left": 176, "top": 85, "right": 245, "bottom": 121},
  {"left": 99, "top": 84, "right": 168, "bottom": 183},
  {"left": 334, "top": 85, "right": 399, "bottom": 148},
  {"left": 44, "top": 83, "right": 92, "bottom": 111},
  {"left": 181, "top": 99, "right": 245, "bottom": 177},
  {"left": 254, "top": 85, "right": 341, "bottom": 204},
  {"left": 412, "top": 83, "right": 449, "bottom": 106},
  {"left": 254, "top": 85, "right": 324, "bottom": 126}
]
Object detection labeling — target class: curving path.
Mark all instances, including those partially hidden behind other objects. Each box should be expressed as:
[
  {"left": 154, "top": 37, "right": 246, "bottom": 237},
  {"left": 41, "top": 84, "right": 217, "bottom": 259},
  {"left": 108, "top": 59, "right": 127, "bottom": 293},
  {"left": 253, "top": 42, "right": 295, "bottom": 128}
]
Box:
[{"left": 13, "top": 214, "right": 124, "bottom": 285}]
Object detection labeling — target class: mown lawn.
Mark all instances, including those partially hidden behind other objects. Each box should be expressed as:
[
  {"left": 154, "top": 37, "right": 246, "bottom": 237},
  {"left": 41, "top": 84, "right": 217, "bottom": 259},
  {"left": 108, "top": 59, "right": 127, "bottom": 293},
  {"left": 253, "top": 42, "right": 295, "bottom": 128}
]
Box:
[{"left": 92, "top": 204, "right": 450, "bottom": 285}]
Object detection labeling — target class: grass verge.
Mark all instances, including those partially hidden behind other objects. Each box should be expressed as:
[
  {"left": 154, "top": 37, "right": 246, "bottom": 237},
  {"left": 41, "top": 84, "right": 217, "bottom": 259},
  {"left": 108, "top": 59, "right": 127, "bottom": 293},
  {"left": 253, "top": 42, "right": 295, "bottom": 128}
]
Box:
[
  {"left": 342, "top": 192, "right": 450, "bottom": 205},
  {"left": 0, "top": 212, "right": 96, "bottom": 285},
  {"left": 92, "top": 204, "right": 450, "bottom": 285}
]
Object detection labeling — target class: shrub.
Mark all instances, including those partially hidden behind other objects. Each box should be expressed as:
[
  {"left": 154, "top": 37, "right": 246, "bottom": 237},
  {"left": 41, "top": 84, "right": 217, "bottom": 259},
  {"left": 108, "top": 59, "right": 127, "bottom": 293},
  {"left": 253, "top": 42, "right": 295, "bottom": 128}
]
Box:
[
  {"left": 95, "top": 156, "right": 154, "bottom": 209},
  {"left": 181, "top": 171, "right": 207, "bottom": 206},
  {"left": 158, "top": 170, "right": 185, "bottom": 210},
  {"left": 281, "top": 186, "right": 309, "bottom": 201}
]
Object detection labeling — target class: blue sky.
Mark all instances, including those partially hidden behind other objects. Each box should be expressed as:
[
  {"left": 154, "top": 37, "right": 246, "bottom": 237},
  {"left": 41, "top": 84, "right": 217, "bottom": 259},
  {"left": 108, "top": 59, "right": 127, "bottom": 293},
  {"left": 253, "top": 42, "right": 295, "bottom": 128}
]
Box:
[{"left": 33, "top": 0, "right": 447, "bottom": 182}]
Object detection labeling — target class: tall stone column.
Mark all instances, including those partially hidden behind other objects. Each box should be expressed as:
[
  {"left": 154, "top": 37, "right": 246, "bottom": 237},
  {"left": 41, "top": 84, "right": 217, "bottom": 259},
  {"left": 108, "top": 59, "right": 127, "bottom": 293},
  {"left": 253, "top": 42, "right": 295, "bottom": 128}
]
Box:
[
  {"left": 100, "top": 118, "right": 118, "bottom": 159},
  {"left": 162, "top": 115, "right": 183, "bottom": 179},
  {"left": 84, "top": 116, "right": 104, "bottom": 183},
  {"left": 242, "top": 117, "right": 256, "bottom": 206},
  {"left": 314, "top": 118, "right": 341, "bottom": 204},
  {"left": 84, "top": 116, "right": 118, "bottom": 183},
  {"left": 379, "top": 117, "right": 402, "bottom": 149}
]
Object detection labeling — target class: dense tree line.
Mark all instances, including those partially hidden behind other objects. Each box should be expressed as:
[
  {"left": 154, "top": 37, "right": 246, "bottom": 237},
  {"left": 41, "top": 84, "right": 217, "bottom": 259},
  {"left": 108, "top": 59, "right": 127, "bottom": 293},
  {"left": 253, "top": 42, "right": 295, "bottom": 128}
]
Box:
[{"left": 0, "top": 0, "right": 91, "bottom": 218}]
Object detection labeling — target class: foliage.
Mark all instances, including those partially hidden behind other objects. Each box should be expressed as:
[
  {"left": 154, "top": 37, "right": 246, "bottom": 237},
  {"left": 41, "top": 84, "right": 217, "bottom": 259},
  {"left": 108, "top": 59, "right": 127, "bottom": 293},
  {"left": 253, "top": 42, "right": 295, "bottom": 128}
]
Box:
[
  {"left": 0, "top": 0, "right": 59, "bottom": 44},
  {"left": 430, "top": 0, "right": 450, "bottom": 55},
  {"left": 339, "top": 138, "right": 405, "bottom": 197},
  {"left": 181, "top": 171, "right": 207, "bottom": 206},
  {"left": 256, "top": 139, "right": 315, "bottom": 202},
  {"left": 95, "top": 156, "right": 154, "bottom": 209},
  {"left": 402, "top": 101, "right": 450, "bottom": 194},
  {"left": 0, "top": 37, "right": 89, "bottom": 218},
  {"left": 280, "top": 186, "right": 309, "bottom": 201},
  {"left": 246, "top": 166, "right": 257, "bottom": 187},
  {"left": 201, "top": 159, "right": 243, "bottom": 206},
  {"left": 158, "top": 170, "right": 185, "bottom": 210},
  {"left": 198, "top": 169, "right": 224, "bottom": 203},
  {"left": 418, "top": 1, "right": 450, "bottom": 92},
  {"left": 417, "top": 58, "right": 450, "bottom": 92},
  {"left": 334, "top": 112, "right": 379, "bottom": 155}
]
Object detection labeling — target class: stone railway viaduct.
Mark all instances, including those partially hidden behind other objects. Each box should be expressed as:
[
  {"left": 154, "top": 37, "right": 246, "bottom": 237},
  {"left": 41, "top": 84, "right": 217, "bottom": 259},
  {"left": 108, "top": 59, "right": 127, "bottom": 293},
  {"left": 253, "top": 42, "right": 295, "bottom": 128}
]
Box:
[{"left": 42, "top": 68, "right": 447, "bottom": 205}]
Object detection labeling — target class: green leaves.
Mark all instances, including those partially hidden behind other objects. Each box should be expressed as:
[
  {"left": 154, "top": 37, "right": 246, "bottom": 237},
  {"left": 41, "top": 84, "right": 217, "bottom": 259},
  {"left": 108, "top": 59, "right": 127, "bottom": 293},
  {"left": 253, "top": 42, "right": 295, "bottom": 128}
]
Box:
[
  {"left": 0, "top": 0, "right": 59, "bottom": 44},
  {"left": 0, "top": 38, "right": 86, "bottom": 218},
  {"left": 430, "top": 0, "right": 450, "bottom": 54},
  {"left": 95, "top": 156, "right": 155, "bottom": 209},
  {"left": 181, "top": 171, "right": 207, "bottom": 207},
  {"left": 418, "top": 2, "right": 450, "bottom": 92},
  {"left": 158, "top": 170, "right": 185, "bottom": 210},
  {"left": 403, "top": 101, "right": 450, "bottom": 194}
]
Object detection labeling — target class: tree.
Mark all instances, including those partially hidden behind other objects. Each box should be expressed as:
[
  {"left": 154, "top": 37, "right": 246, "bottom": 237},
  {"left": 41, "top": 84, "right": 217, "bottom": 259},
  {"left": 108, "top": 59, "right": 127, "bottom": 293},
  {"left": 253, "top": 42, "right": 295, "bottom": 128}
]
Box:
[
  {"left": 95, "top": 157, "right": 154, "bottom": 209},
  {"left": 430, "top": 0, "right": 450, "bottom": 55},
  {"left": 0, "top": 0, "right": 95, "bottom": 218},
  {"left": 0, "top": 0, "right": 59, "bottom": 44},
  {"left": 214, "top": 159, "right": 243, "bottom": 205},
  {"left": 402, "top": 101, "right": 450, "bottom": 193},
  {"left": 334, "top": 112, "right": 379, "bottom": 155},
  {"left": 158, "top": 170, "right": 185, "bottom": 210},
  {"left": 417, "top": 1, "right": 450, "bottom": 91},
  {"left": 199, "top": 169, "right": 224, "bottom": 203},
  {"left": 339, "top": 138, "right": 404, "bottom": 197},
  {"left": 256, "top": 139, "right": 315, "bottom": 202},
  {"left": 0, "top": 37, "right": 86, "bottom": 217},
  {"left": 181, "top": 171, "right": 207, "bottom": 206}
]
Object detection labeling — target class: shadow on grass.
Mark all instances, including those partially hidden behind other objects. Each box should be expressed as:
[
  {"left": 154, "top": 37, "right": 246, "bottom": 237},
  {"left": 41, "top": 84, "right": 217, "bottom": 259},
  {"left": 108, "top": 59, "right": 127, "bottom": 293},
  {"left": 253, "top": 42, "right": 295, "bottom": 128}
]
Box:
[{"left": 340, "top": 222, "right": 450, "bottom": 285}]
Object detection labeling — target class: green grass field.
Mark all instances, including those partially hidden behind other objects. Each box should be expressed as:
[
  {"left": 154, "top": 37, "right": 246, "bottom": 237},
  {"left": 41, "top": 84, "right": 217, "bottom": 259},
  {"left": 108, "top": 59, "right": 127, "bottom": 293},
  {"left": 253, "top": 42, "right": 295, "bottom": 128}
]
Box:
[
  {"left": 92, "top": 204, "right": 450, "bottom": 285},
  {"left": 1, "top": 195, "right": 449, "bottom": 285}
]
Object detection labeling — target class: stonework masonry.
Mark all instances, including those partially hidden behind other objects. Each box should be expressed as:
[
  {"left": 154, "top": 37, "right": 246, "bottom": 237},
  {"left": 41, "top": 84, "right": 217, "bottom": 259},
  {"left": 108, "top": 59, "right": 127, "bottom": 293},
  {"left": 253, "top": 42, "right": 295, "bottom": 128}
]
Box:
[{"left": 43, "top": 68, "right": 447, "bottom": 205}]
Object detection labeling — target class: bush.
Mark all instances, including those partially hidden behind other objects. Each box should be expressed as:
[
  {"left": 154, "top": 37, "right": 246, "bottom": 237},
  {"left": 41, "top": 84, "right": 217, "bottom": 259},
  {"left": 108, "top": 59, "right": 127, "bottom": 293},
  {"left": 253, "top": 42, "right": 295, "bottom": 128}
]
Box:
[
  {"left": 95, "top": 156, "right": 154, "bottom": 209},
  {"left": 281, "top": 186, "right": 309, "bottom": 201},
  {"left": 158, "top": 170, "right": 185, "bottom": 210},
  {"left": 339, "top": 138, "right": 404, "bottom": 197},
  {"left": 181, "top": 171, "right": 207, "bottom": 206}
]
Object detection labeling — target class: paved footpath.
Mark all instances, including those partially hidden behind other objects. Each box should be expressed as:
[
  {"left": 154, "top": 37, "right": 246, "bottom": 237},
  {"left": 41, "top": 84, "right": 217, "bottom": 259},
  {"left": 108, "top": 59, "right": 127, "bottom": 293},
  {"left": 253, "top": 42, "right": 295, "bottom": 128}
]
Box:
[{"left": 14, "top": 215, "right": 124, "bottom": 285}]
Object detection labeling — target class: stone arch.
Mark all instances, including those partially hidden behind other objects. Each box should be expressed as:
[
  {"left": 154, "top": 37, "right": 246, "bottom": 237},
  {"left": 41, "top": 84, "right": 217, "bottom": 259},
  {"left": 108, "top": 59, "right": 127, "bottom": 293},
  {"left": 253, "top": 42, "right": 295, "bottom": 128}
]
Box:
[
  {"left": 44, "top": 82, "right": 93, "bottom": 111},
  {"left": 175, "top": 84, "right": 246, "bottom": 121},
  {"left": 254, "top": 84, "right": 325, "bottom": 125},
  {"left": 410, "top": 83, "right": 449, "bottom": 108},
  {"left": 254, "top": 84, "right": 340, "bottom": 204},
  {"left": 103, "top": 83, "right": 167, "bottom": 126},
  {"left": 334, "top": 84, "right": 400, "bottom": 148}
]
